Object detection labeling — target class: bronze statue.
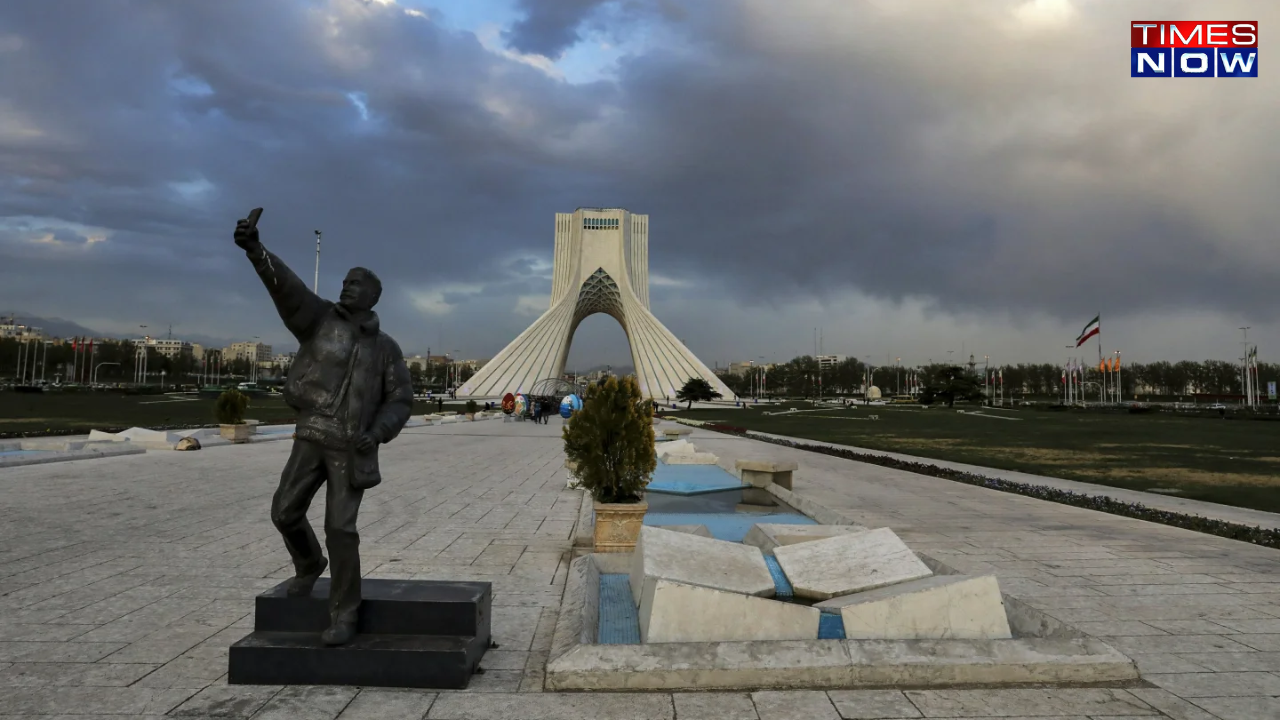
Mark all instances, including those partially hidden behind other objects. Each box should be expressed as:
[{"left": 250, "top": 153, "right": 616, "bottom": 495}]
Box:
[{"left": 235, "top": 210, "right": 413, "bottom": 646}]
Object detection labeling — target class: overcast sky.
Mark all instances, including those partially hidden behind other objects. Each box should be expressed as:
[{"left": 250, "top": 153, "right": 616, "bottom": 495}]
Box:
[{"left": 1, "top": 0, "right": 1276, "bottom": 369}]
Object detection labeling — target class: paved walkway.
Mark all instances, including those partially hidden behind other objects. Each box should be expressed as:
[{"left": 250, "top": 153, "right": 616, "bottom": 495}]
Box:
[{"left": 0, "top": 419, "right": 1275, "bottom": 718}]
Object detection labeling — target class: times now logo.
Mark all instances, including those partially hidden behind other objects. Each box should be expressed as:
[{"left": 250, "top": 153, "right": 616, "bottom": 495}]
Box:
[{"left": 1131, "top": 21, "right": 1258, "bottom": 77}]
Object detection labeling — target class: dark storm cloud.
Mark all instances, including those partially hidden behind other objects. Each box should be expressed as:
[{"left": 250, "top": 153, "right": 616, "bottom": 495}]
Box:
[
  {"left": 502, "top": 0, "right": 612, "bottom": 58},
  {"left": 0, "top": 0, "right": 1276, "bottom": 360}
]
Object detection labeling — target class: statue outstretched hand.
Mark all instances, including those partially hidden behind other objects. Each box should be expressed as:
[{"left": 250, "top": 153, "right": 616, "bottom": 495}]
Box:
[{"left": 234, "top": 217, "right": 261, "bottom": 252}]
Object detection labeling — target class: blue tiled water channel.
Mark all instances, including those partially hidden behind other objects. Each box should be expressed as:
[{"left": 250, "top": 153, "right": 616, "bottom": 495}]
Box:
[{"left": 598, "top": 456, "right": 846, "bottom": 644}]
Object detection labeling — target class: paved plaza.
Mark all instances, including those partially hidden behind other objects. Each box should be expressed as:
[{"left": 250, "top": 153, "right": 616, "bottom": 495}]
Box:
[{"left": 1, "top": 419, "right": 1278, "bottom": 718}]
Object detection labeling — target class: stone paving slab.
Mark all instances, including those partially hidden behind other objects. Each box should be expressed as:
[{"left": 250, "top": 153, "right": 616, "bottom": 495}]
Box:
[{"left": 1, "top": 418, "right": 1277, "bottom": 717}]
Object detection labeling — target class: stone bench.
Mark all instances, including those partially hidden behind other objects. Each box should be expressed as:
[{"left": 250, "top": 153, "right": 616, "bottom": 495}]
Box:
[
  {"left": 661, "top": 427, "right": 692, "bottom": 439},
  {"left": 735, "top": 459, "right": 798, "bottom": 490}
]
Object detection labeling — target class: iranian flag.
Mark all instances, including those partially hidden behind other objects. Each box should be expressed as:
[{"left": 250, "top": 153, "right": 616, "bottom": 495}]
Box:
[{"left": 1074, "top": 315, "right": 1100, "bottom": 347}]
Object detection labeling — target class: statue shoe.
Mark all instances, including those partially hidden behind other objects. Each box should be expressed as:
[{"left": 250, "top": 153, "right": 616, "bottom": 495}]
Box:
[
  {"left": 286, "top": 557, "right": 328, "bottom": 597},
  {"left": 321, "top": 620, "right": 356, "bottom": 646}
]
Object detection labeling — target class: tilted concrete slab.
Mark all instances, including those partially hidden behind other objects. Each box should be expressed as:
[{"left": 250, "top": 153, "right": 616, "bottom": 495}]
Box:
[
  {"left": 628, "top": 527, "right": 774, "bottom": 609},
  {"left": 653, "top": 524, "right": 712, "bottom": 538},
  {"left": 656, "top": 439, "right": 695, "bottom": 457},
  {"left": 773, "top": 527, "right": 932, "bottom": 600},
  {"left": 662, "top": 452, "right": 719, "bottom": 465},
  {"left": 735, "top": 458, "right": 798, "bottom": 473},
  {"left": 639, "top": 579, "right": 820, "bottom": 643},
  {"left": 817, "top": 575, "right": 1012, "bottom": 640},
  {"left": 743, "top": 523, "right": 868, "bottom": 556}
]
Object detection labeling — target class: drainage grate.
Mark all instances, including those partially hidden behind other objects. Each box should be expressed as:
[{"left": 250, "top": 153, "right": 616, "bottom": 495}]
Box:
[
  {"left": 763, "top": 556, "right": 793, "bottom": 599},
  {"left": 817, "top": 612, "right": 846, "bottom": 640},
  {"left": 598, "top": 574, "right": 641, "bottom": 644}
]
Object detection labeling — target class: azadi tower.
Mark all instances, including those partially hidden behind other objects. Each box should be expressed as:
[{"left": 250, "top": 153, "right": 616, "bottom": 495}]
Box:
[{"left": 459, "top": 208, "right": 733, "bottom": 401}]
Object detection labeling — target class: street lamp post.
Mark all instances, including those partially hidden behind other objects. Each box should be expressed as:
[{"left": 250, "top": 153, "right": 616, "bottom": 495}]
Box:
[
  {"left": 137, "top": 326, "right": 148, "bottom": 385},
  {"left": 1114, "top": 350, "right": 1122, "bottom": 404},
  {"left": 314, "top": 230, "right": 322, "bottom": 293},
  {"left": 92, "top": 362, "right": 120, "bottom": 384},
  {"left": 1239, "top": 327, "right": 1251, "bottom": 407},
  {"left": 983, "top": 354, "right": 989, "bottom": 405}
]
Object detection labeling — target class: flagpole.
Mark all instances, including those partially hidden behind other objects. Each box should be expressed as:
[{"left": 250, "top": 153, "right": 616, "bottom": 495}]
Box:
[{"left": 1097, "top": 313, "right": 1105, "bottom": 404}]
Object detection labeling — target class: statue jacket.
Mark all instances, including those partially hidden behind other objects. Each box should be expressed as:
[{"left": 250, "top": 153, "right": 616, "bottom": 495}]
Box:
[{"left": 246, "top": 245, "right": 413, "bottom": 488}]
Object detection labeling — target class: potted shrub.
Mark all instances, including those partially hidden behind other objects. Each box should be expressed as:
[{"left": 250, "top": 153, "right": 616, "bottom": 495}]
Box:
[
  {"left": 563, "top": 376, "right": 656, "bottom": 552},
  {"left": 465, "top": 399, "right": 478, "bottom": 420},
  {"left": 215, "top": 389, "right": 254, "bottom": 443}
]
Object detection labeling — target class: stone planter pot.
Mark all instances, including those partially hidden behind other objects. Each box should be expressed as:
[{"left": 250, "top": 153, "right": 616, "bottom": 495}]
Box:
[
  {"left": 592, "top": 501, "right": 648, "bottom": 553},
  {"left": 220, "top": 424, "right": 254, "bottom": 443}
]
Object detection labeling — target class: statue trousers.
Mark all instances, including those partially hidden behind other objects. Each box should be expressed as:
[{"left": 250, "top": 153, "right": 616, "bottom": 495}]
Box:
[{"left": 271, "top": 438, "right": 365, "bottom": 624}]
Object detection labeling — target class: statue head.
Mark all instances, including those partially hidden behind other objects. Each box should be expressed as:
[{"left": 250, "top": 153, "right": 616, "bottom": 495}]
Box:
[{"left": 338, "top": 267, "right": 382, "bottom": 312}]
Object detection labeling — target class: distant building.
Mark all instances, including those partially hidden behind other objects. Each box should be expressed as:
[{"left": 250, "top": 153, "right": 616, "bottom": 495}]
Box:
[
  {"left": 191, "top": 343, "right": 205, "bottom": 360},
  {"left": 0, "top": 321, "right": 44, "bottom": 340},
  {"left": 223, "top": 341, "right": 272, "bottom": 364},
  {"left": 271, "top": 352, "right": 295, "bottom": 367},
  {"left": 148, "top": 338, "right": 193, "bottom": 359},
  {"left": 726, "top": 361, "right": 755, "bottom": 376},
  {"left": 817, "top": 354, "right": 846, "bottom": 370}
]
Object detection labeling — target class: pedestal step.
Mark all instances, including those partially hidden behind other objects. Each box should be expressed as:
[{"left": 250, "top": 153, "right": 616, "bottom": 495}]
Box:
[
  {"left": 234, "top": 578, "right": 493, "bottom": 689},
  {"left": 255, "top": 578, "right": 491, "bottom": 636},
  {"left": 228, "top": 631, "right": 486, "bottom": 689}
]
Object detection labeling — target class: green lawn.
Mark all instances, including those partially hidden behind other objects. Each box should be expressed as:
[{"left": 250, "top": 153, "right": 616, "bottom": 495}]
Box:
[
  {"left": 675, "top": 402, "right": 1280, "bottom": 513},
  {"left": 0, "top": 391, "right": 471, "bottom": 437}
]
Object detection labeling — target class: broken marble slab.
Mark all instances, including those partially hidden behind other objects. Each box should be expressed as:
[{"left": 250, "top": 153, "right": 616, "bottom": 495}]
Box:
[
  {"left": 662, "top": 452, "right": 719, "bottom": 465},
  {"left": 742, "top": 523, "right": 868, "bottom": 556},
  {"left": 639, "top": 579, "right": 820, "bottom": 643},
  {"left": 816, "top": 575, "right": 1012, "bottom": 640},
  {"left": 629, "top": 527, "right": 775, "bottom": 609},
  {"left": 656, "top": 439, "right": 695, "bottom": 457},
  {"left": 654, "top": 525, "right": 713, "bottom": 538},
  {"left": 773, "top": 527, "right": 932, "bottom": 600}
]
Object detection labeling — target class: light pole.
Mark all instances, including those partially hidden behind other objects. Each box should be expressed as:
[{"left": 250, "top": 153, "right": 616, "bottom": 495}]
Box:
[
  {"left": 1239, "top": 327, "right": 1251, "bottom": 407},
  {"left": 93, "top": 362, "right": 120, "bottom": 384},
  {"left": 40, "top": 340, "right": 50, "bottom": 383},
  {"left": 253, "top": 336, "right": 261, "bottom": 384},
  {"left": 983, "top": 354, "right": 989, "bottom": 405},
  {"left": 137, "top": 326, "right": 148, "bottom": 384},
  {"left": 314, "top": 230, "right": 322, "bottom": 292},
  {"left": 1114, "top": 350, "right": 1122, "bottom": 404}
]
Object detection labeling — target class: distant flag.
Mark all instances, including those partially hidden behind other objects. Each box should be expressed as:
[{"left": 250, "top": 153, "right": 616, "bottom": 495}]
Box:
[
  {"left": 1113, "top": 356, "right": 1120, "bottom": 371},
  {"left": 1074, "top": 315, "right": 1101, "bottom": 347}
]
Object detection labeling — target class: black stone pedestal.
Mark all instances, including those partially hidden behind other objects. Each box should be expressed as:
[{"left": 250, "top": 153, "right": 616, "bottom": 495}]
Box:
[{"left": 229, "top": 579, "right": 492, "bottom": 689}]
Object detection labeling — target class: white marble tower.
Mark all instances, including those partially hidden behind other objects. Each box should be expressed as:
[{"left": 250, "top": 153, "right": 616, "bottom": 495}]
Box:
[{"left": 459, "top": 208, "right": 733, "bottom": 401}]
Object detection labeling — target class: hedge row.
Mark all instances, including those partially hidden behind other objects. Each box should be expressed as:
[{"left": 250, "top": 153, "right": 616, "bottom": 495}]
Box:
[{"left": 700, "top": 423, "right": 1280, "bottom": 550}]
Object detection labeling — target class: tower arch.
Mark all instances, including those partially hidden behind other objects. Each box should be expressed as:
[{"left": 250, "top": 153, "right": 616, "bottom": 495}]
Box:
[{"left": 459, "top": 208, "right": 732, "bottom": 401}]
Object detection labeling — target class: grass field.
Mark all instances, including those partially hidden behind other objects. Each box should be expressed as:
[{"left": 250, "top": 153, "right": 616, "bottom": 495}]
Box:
[
  {"left": 0, "top": 392, "right": 473, "bottom": 437},
  {"left": 675, "top": 402, "right": 1280, "bottom": 513}
]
